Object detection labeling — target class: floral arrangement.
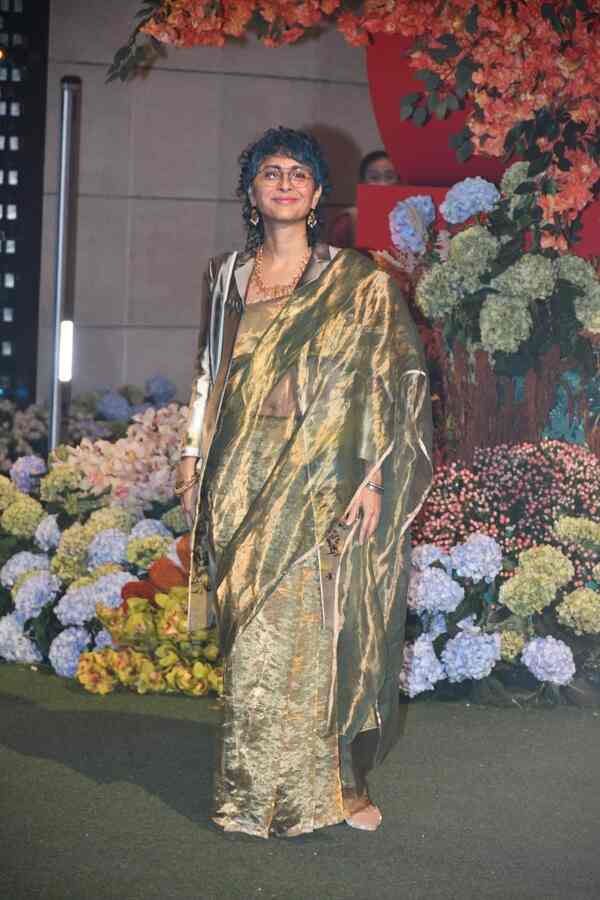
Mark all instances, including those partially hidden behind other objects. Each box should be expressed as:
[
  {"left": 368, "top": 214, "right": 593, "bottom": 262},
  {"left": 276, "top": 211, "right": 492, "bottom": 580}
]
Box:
[
  {"left": 0, "top": 398, "right": 195, "bottom": 688},
  {"left": 57, "top": 404, "right": 188, "bottom": 517},
  {"left": 0, "top": 375, "right": 178, "bottom": 470},
  {"left": 402, "top": 522, "right": 599, "bottom": 703},
  {"left": 114, "top": 2, "right": 600, "bottom": 246},
  {"left": 413, "top": 440, "right": 600, "bottom": 587},
  {"left": 387, "top": 168, "right": 600, "bottom": 375}
]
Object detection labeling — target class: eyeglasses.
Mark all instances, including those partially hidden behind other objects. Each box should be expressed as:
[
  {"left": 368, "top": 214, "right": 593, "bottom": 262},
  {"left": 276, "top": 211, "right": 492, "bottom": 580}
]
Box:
[{"left": 256, "top": 165, "right": 314, "bottom": 187}]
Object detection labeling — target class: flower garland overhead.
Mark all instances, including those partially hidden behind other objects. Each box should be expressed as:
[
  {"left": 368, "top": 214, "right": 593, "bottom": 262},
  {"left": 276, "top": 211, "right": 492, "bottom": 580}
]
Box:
[{"left": 113, "top": 1, "right": 600, "bottom": 247}]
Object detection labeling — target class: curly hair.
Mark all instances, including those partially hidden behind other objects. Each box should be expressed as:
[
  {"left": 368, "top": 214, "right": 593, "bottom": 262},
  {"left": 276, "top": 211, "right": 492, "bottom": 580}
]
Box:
[{"left": 237, "top": 127, "right": 331, "bottom": 252}]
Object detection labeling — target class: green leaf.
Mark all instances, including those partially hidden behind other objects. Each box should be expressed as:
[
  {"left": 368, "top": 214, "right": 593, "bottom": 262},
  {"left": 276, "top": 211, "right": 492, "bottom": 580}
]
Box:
[
  {"left": 400, "top": 91, "right": 421, "bottom": 110},
  {"left": 514, "top": 181, "right": 537, "bottom": 194},
  {"left": 434, "top": 97, "right": 449, "bottom": 120},
  {"left": 457, "top": 139, "right": 475, "bottom": 162},
  {"left": 415, "top": 68, "right": 442, "bottom": 90},
  {"left": 465, "top": 3, "right": 480, "bottom": 33},
  {"left": 527, "top": 152, "right": 553, "bottom": 177},
  {"left": 400, "top": 104, "right": 415, "bottom": 121},
  {"left": 412, "top": 106, "right": 429, "bottom": 127},
  {"left": 446, "top": 92, "right": 460, "bottom": 113},
  {"left": 456, "top": 56, "right": 478, "bottom": 92}
]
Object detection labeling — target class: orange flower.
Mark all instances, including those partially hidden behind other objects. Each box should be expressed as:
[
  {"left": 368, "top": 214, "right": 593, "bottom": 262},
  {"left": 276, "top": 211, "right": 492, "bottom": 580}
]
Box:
[
  {"left": 122, "top": 580, "right": 157, "bottom": 602},
  {"left": 149, "top": 556, "right": 187, "bottom": 591}
]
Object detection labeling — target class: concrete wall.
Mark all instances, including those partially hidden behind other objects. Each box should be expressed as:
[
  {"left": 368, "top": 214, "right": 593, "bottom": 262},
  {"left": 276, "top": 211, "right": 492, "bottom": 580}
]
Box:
[{"left": 37, "top": 0, "right": 381, "bottom": 402}]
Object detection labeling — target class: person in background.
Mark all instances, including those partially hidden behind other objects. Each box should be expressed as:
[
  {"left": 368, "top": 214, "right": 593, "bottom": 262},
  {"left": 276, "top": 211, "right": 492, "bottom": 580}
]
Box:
[{"left": 329, "top": 150, "right": 400, "bottom": 249}]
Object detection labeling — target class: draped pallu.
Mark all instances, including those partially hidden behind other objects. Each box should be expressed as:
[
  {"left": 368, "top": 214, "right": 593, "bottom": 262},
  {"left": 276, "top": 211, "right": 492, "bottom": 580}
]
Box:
[{"left": 183, "top": 247, "right": 432, "bottom": 833}]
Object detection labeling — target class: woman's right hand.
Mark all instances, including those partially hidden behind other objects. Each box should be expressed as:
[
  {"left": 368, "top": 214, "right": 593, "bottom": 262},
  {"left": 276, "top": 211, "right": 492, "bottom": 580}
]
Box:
[{"left": 177, "top": 457, "right": 199, "bottom": 528}]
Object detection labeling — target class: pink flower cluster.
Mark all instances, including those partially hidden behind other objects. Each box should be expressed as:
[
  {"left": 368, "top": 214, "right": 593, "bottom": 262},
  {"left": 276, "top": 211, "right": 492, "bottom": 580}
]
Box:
[
  {"left": 414, "top": 441, "right": 600, "bottom": 588},
  {"left": 64, "top": 405, "right": 187, "bottom": 514}
]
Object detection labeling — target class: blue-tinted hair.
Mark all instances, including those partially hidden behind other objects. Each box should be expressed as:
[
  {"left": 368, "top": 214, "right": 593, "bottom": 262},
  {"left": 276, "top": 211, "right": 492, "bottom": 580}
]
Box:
[{"left": 237, "top": 127, "right": 331, "bottom": 251}]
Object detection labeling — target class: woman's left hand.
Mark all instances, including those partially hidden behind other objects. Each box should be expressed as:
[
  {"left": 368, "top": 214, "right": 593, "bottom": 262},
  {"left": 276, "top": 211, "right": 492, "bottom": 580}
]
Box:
[{"left": 343, "top": 487, "right": 382, "bottom": 545}]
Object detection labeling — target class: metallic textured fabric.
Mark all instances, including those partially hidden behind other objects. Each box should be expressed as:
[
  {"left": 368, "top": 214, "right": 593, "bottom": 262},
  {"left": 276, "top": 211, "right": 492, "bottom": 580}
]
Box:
[
  {"left": 190, "top": 249, "right": 432, "bottom": 837},
  {"left": 211, "top": 415, "right": 345, "bottom": 837}
]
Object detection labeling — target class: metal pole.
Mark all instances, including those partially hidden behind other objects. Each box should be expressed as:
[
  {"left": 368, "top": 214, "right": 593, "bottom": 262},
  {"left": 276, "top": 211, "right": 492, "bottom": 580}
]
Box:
[{"left": 49, "top": 76, "right": 81, "bottom": 452}]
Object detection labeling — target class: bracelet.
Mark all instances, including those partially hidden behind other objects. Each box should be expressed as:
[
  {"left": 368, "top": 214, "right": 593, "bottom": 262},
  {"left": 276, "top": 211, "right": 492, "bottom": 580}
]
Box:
[
  {"left": 174, "top": 475, "right": 200, "bottom": 496},
  {"left": 365, "top": 480, "right": 384, "bottom": 495}
]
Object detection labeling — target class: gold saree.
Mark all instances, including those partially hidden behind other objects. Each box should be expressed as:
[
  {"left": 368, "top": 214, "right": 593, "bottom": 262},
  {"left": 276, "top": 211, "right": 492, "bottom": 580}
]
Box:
[{"left": 188, "top": 248, "right": 432, "bottom": 837}]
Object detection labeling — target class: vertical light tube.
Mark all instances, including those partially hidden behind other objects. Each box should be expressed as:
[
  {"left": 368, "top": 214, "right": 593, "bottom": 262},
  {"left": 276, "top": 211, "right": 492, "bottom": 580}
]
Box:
[{"left": 49, "top": 76, "right": 81, "bottom": 451}]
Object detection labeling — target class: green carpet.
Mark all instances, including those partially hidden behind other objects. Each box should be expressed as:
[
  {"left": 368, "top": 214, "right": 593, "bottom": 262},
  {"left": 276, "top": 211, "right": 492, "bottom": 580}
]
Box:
[{"left": 1, "top": 663, "right": 599, "bottom": 900}]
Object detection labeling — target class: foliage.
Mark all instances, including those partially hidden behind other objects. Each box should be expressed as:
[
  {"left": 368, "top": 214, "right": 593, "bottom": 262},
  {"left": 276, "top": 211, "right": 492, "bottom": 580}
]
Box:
[{"left": 116, "top": 2, "right": 600, "bottom": 245}]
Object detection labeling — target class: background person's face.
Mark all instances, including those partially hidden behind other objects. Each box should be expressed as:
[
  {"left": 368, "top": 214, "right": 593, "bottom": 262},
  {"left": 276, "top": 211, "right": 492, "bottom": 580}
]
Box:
[{"left": 364, "top": 157, "right": 398, "bottom": 185}]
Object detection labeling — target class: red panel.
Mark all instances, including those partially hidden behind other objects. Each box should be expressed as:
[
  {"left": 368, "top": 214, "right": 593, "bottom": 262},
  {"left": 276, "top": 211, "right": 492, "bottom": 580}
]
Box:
[
  {"left": 356, "top": 184, "right": 447, "bottom": 250},
  {"left": 366, "top": 34, "right": 505, "bottom": 186}
]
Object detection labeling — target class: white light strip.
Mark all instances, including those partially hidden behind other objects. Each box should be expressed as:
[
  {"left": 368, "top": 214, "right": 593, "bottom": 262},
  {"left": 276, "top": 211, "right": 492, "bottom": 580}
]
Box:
[{"left": 58, "top": 320, "right": 74, "bottom": 382}]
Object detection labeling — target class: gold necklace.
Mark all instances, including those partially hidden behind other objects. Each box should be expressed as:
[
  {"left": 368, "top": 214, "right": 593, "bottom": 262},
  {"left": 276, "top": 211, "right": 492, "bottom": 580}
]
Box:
[{"left": 251, "top": 244, "right": 311, "bottom": 300}]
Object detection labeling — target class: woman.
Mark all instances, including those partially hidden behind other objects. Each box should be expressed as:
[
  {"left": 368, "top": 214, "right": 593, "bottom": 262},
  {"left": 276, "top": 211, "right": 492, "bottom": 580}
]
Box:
[
  {"left": 177, "top": 128, "right": 431, "bottom": 839},
  {"left": 329, "top": 150, "right": 400, "bottom": 249}
]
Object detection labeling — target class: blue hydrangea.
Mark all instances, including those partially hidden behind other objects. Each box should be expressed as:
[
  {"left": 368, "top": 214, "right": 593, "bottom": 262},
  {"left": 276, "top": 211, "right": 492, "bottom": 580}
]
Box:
[
  {"left": 87, "top": 529, "right": 128, "bottom": 569},
  {"left": 400, "top": 636, "right": 446, "bottom": 697},
  {"left": 0, "top": 551, "right": 49, "bottom": 589},
  {"left": 34, "top": 514, "right": 61, "bottom": 552},
  {"left": 130, "top": 518, "right": 172, "bottom": 540},
  {"left": 94, "top": 570, "right": 131, "bottom": 609},
  {"left": 96, "top": 390, "right": 132, "bottom": 422},
  {"left": 521, "top": 636, "right": 576, "bottom": 686},
  {"left": 55, "top": 584, "right": 97, "bottom": 626},
  {"left": 420, "top": 611, "right": 447, "bottom": 639},
  {"left": 13, "top": 571, "right": 62, "bottom": 626},
  {"left": 9, "top": 454, "right": 47, "bottom": 493},
  {"left": 94, "top": 628, "right": 115, "bottom": 650},
  {"left": 408, "top": 566, "right": 465, "bottom": 613},
  {"left": 0, "top": 612, "right": 43, "bottom": 663},
  {"left": 48, "top": 626, "right": 90, "bottom": 678},
  {"left": 389, "top": 195, "right": 436, "bottom": 254},
  {"left": 146, "top": 375, "right": 176, "bottom": 406},
  {"left": 412, "top": 544, "right": 452, "bottom": 573},
  {"left": 441, "top": 630, "right": 501, "bottom": 683},
  {"left": 55, "top": 570, "right": 130, "bottom": 626},
  {"left": 440, "top": 177, "right": 500, "bottom": 224},
  {"left": 450, "top": 534, "right": 503, "bottom": 584}
]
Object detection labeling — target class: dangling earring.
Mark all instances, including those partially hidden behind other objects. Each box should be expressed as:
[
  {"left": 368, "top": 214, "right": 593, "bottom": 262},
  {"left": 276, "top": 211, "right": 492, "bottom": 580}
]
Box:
[
  {"left": 307, "top": 209, "right": 317, "bottom": 229},
  {"left": 250, "top": 207, "right": 260, "bottom": 227}
]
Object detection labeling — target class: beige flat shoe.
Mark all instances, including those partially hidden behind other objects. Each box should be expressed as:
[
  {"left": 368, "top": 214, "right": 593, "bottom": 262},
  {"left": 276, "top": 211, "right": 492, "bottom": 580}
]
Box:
[{"left": 345, "top": 803, "right": 382, "bottom": 832}]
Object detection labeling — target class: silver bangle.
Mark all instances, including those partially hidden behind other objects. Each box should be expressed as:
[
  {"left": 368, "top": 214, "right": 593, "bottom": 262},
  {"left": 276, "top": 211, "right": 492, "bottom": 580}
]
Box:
[{"left": 366, "top": 480, "right": 384, "bottom": 495}]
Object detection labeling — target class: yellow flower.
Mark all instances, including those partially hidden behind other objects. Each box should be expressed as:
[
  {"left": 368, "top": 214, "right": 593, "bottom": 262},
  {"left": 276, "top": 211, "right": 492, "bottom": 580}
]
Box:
[
  {"left": 77, "top": 650, "right": 118, "bottom": 695},
  {"left": 135, "top": 659, "right": 167, "bottom": 694},
  {"left": 165, "top": 663, "right": 194, "bottom": 693},
  {"left": 208, "top": 667, "right": 224, "bottom": 695},
  {"left": 518, "top": 545, "right": 574, "bottom": 589},
  {"left": 2, "top": 495, "right": 45, "bottom": 538},
  {"left": 557, "top": 588, "right": 600, "bottom": 635},
  {"left": 0, "top": 474, "right": 18, "bottom": 511},
  {"left": 499, "top": 571, "right": 557, "bottom": 616},
  {"left": 203, "top": 642, "right": 220, "bottom": 662},
  {"left": 555, "top": 516, "right": 600, "bottom": 550},
  {"left": 127, "top": 535, "right": 173, "bottom": 570},
  {"left": 88, "top": 507, "right": 135, "bottom": 535},
  {"left": 121, "top": 609, "right": 157, "bottom": 649},
  {"left": 500, "top": 632, "right": 525, "bottom": 663},
  {"left": 192, "top": 661, "right": 211, "bottom": 680},
  {"left": 52, "top": 522, "right": 93, "bottom": 584},
  {"left": 155, "top": 642, "right": 180, "bottom": 670}
]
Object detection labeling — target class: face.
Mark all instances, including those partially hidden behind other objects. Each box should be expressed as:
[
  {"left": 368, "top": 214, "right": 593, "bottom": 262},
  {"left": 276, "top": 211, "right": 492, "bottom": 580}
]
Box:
[
  {"left": 363, "top": 156, "right": 398, "bottom": 185},
  {"left": 249, "top": 153, "right": 322, "bottom": 225}
]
